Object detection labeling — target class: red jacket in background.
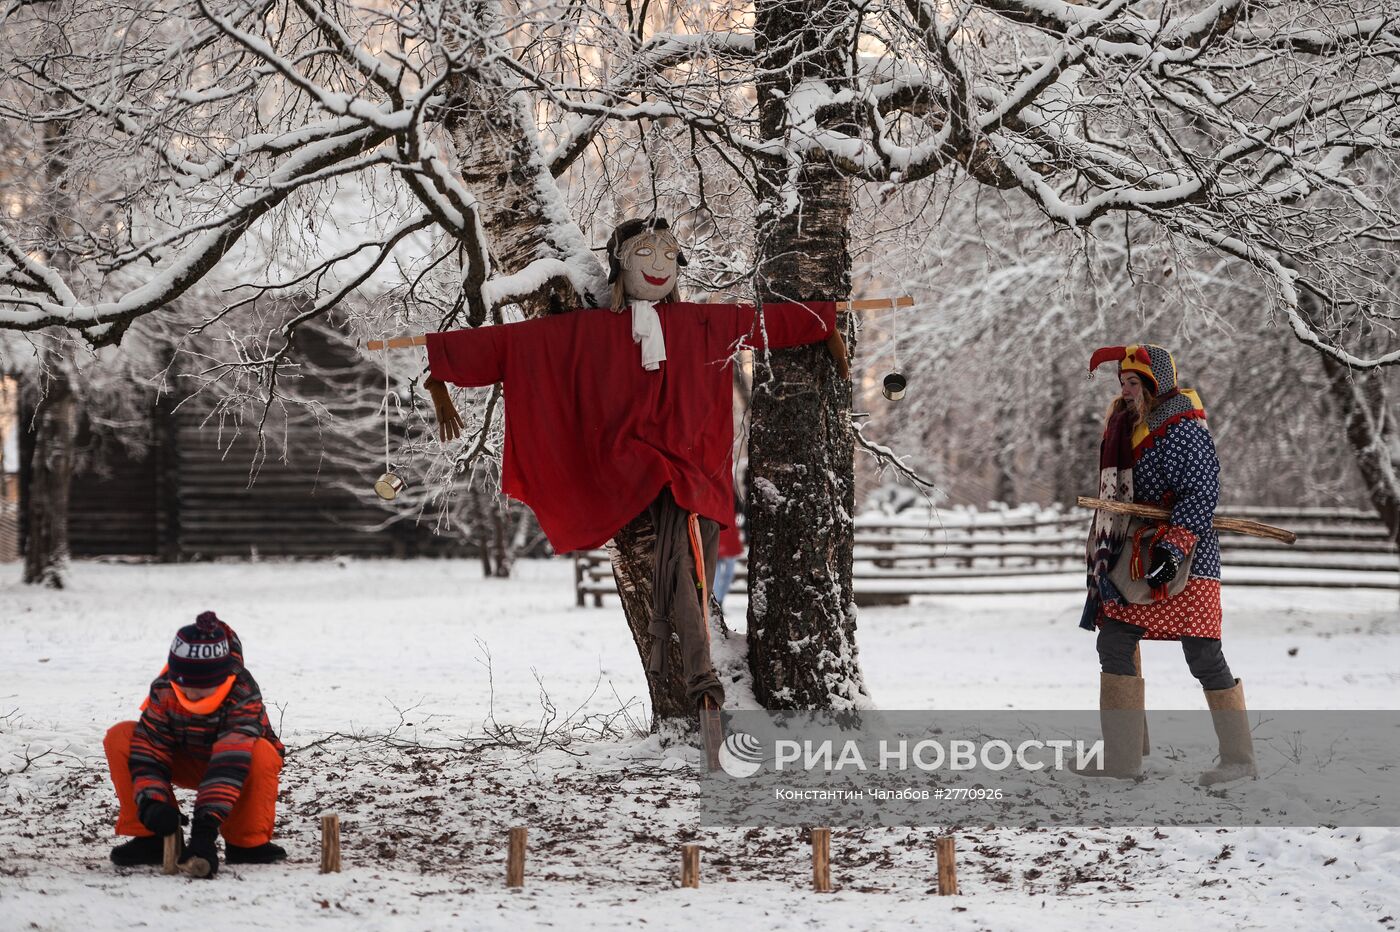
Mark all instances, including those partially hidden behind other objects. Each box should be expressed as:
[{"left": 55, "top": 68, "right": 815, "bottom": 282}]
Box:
[{"left": 428, "top": 301, "right": 836, "bottom": 554}]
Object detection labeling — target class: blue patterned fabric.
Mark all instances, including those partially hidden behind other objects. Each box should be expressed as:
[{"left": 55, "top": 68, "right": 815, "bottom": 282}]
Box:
[{"left": 1131, "top": 418, "right": 1221, "bottom": 579}]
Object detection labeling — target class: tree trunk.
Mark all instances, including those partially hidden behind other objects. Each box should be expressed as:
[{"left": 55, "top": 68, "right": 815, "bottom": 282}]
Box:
[
  {"left": 25, "top": 29, "right": 78, "bottom": 589},
  {"left": 23, "top": 369, "right": 75, "bottom": 588},
  {"left": 1318, "top": 358, "right": 1400, "bottom": 545},
  {"left": 746, "top": 0, "right": 869, "bottom": 710},
  {"left": 442, "top": 1, "right": 604, "bottom": 318},
  {"left": 1296, "top": 289, "right": 1400, "bottom": 552}
]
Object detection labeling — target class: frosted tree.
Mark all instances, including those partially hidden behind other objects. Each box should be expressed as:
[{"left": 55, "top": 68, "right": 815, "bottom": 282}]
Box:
[{"left": 4, "top": 0, "right": 1400, "bottom": 706}]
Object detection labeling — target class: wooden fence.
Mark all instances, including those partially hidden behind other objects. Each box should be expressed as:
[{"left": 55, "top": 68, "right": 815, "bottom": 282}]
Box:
[{"left": 574, "top": 507, "right": 1400, "bottom": 607}]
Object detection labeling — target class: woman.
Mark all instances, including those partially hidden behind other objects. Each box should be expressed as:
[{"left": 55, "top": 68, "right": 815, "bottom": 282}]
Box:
[{"left": 1081, "top": 344, "right": 1255, "bottom": 784}]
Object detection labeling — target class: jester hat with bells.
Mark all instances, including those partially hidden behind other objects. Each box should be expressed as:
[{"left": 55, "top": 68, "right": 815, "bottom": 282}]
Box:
[{"left": 1089, "top": 343, "right": 1206, "bottom": 446}]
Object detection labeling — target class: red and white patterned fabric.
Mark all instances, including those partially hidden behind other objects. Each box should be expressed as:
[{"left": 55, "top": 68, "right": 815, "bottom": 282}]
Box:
[{"left": 1101, "top": 577, "right": 1222, "bottom": 639}]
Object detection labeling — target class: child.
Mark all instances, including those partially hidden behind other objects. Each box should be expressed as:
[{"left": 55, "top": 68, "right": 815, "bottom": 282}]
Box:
[{"left": 104, "top": 611, "right": 286, "bottom": 877}]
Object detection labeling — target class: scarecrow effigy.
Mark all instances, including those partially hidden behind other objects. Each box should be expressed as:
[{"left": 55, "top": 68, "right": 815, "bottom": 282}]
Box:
[{"left": 416, "top": 218, "right": 849, "bottom": 723}]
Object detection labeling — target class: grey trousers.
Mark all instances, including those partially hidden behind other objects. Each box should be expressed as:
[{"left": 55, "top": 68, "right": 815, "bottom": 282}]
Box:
[
  {"left": 646, "top": 488, "right": 723, "bottom": 707},
  {"left": 1097, "top": 617, "right": 1235, "bottom": 690}
]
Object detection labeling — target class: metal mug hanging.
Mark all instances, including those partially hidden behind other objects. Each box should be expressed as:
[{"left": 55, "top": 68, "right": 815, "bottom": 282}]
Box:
[
  {"left": 374, "top": 470, "right": 406, "bottom": 501},
  {"left": 882, "top": 371, "right": 907, "bottom": 401}
]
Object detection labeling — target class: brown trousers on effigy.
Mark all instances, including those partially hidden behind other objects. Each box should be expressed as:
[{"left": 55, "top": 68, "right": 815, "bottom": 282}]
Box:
[{"left": 646, "top": 488, "right": 723, "bottom": 708}]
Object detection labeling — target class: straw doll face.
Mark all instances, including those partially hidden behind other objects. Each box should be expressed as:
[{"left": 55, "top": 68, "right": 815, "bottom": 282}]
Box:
[{"left": 618, "top": 230, "right": 682, "bottom": 302}]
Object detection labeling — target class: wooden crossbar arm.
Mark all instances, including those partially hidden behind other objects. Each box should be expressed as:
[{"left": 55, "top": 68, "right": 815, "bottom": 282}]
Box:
[
  {"left": 366, "top": 296, "right": 914, "bottom": 351},
  {"left": 1078, "top": 497, "right": 1297, "bottom": 545},
  {"left": 367, "top": 334, "right": 427, "bottom": 351}
]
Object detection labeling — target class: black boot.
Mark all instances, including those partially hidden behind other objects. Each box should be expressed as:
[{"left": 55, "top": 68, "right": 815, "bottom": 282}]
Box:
[
  {"left": 225, "top": 841, "right": 288, "bottom": 864},
  {"left": 111, "top": 834, "right": 171, "bottom": 867}
]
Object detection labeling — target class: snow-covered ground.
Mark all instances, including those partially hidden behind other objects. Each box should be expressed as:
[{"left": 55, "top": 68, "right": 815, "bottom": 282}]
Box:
[{"left": 1, "top": 558, "right": 1397, "bottom": 930}]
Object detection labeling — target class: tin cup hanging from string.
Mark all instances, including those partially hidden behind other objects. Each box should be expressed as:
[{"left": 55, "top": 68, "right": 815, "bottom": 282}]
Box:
[
  {"left": 374, "top": 337, "right": 406, "bottom": 501},
  {"left": 882, "top": 298, "right": 907, "bottom": 401}
]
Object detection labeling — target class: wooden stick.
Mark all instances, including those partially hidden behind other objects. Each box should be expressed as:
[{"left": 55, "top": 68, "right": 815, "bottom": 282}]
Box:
[
  {"left": 162, "top": 833, "right": 180, "bottom": 875},
  {"left": 1077, "top": 496, "right": 1297, "bottom": 544},
  {"left": 366, "top": 334, "right": 427, "bottom": 351},
  {"left": 320, "top": 813, "right": 341, "bottom": 874},
  {"left": 506, "top": 826, "right": 527, "bottom": 888},
  {"left": 936, "top": 835, "right": 958, "bottom": 895},
  {"left": 681, "top": 844, "right": 701, "bottom": 888},
  {"left": 811, "top": 827, "right": 832, "bottom": 892},
  {"left": 365, "top": 296, "right": 915, "bottom": 351},
  {"left": 836, "top": 295, "right": 914, "bottom": 312}
]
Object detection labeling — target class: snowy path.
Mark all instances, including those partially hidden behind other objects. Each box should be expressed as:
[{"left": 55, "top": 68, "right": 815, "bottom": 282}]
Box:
[{"left": 1, "top": 559, "right": 1397, "bottom": 930}]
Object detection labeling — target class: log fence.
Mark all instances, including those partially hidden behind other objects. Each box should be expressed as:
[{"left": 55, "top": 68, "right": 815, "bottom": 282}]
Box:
[{"left": 575, "top": 507, "right": 1400, "bottom": 606}]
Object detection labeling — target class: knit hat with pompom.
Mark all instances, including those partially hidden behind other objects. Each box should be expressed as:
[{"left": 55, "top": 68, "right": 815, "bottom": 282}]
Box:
[{"left": 168, "top": 611, "right": 235, "bottom": 688}]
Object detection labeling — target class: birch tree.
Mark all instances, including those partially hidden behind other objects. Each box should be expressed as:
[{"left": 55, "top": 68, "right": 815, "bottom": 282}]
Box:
[{"left": 4, "top": 0, "right": 1400, "bottom": 708}]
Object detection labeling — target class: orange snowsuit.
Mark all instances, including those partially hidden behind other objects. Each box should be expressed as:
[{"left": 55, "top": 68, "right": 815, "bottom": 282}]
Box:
[{"left": 104, "top": 663, "right": 284, "bottom": 847}]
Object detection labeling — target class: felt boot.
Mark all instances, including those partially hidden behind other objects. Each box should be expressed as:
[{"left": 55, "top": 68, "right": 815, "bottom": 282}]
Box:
[
  {"left": 1074, "top": 673, "right": 1145, "bottom": 779},
  {"left": 1198, "top": 678, "right": 1257, "bottom": 786}
]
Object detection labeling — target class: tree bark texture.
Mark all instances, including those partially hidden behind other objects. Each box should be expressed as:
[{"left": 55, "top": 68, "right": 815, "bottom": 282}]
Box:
[
  {"left": 23, "top": 369, "right": 75, "bottom": 588},
  {"left": 443, "top": 3, "right": 600, "bottom": 318},
  {"left": 746, "top": 0, "right": 869, "bottom": 709}
]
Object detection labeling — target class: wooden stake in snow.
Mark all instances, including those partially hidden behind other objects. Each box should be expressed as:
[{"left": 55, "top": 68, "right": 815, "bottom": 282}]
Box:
[
  {"left": 506, "top": 826, "right": 527, "bottom": 888},
  {"left": 681, "top": 844, "right": 701, "bottom": 888},
  {"left": 936, "top": 835, "right": 958, "bottom": 895},
  {"left": 162, "top": 833, "right": 180, "bottom": 875},
  {"left": 811, "top": 827, "right": 832, "bottom": 892},
  {"left": 320, "top": 813, "right": 342, "bottom": 874}
]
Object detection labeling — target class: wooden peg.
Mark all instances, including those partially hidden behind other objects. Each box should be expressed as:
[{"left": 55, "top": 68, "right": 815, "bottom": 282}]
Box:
[
  {"left": 681, "top": 844, "right": 701, "bottom": 888},
  {"left": 506, "top": 826, "right": 527, "bottom": 887},
  {"left": 936, "top": 835, "right": 958, "bottom": 895},
  {"left": 320, "top": 813, "right": 342, "bottom": 873},
  {"left": 162, "top": 833, "right": 181, "bottom": 875},
  {"left": 811, "top": 827, "right": 832, "bottom": 892}
]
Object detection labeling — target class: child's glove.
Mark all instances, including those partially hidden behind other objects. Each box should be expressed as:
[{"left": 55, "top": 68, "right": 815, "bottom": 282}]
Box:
[
  {"left": 137, "top": 798, "right": 182, "bottom": 837},
  {"left": 180, "top": 817, "right": 220, "bottom": 878}
]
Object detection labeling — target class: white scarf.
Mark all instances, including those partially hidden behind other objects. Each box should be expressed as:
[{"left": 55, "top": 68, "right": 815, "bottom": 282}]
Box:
[{"left": 630, "top": 300, "right": 667, "bottom": 371}]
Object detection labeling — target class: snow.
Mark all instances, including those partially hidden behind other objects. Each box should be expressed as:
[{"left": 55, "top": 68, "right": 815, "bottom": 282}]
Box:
[{"left": 1, "top": 558, "right": 1398, "bottom": 930}]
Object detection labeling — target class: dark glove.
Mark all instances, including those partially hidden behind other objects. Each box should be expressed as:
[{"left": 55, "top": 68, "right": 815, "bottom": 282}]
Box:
[
  {"left": 137, "top": 798, "right": 181, "bottom": 837},
  {"left": 180, "top": 816, "right": 220, "bottom": 878},
  {"left": 1142, "top": 546, "right": 1180, "bottom": 589}
]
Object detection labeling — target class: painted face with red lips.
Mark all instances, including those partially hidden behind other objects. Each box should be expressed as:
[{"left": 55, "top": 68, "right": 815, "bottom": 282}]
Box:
[{"left": 618, "top": 230, "right": 682, "bottom": 302}]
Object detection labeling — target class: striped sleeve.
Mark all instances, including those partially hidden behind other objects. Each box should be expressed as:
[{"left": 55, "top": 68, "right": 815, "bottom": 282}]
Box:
[
  {"left": 192, "top": 684, "right": 267, "bottom": 824},
  {"left": 130, "top": 691, "right": 176, "bottom": 808}
]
